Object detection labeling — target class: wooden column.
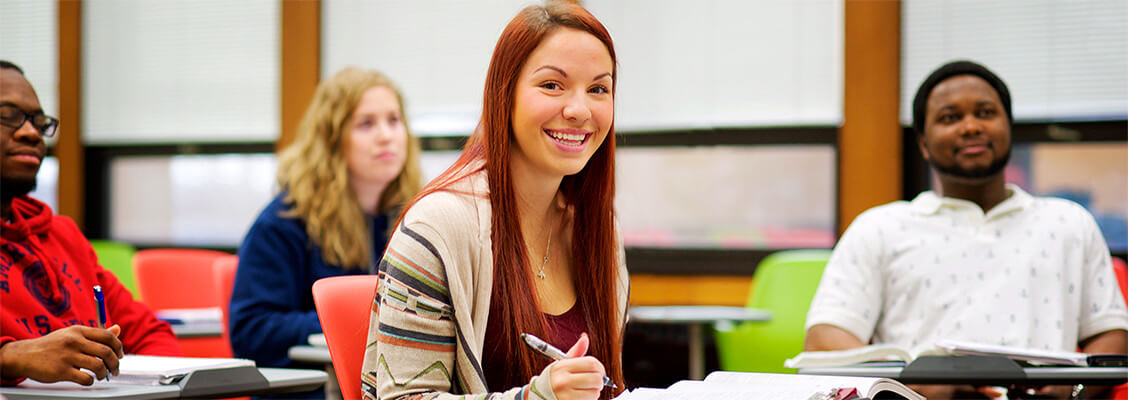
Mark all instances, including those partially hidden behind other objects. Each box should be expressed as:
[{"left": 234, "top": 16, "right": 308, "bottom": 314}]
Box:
[
  {"left": 839, "top": 0, "right": 902, "bottom": 235},
  {"left": 279, "top": 0, "right": 321, "bottom": 152},
  {"left": 57, "top": 0, "right": 84, "bottom": 228}
]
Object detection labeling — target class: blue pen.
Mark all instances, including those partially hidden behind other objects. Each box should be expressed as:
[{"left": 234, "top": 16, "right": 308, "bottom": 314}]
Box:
[
  {"left": 93, "top": 285, "right": 107, "bottom": 329},
  {"left": 93, "top": 285, "right": 111, "bottom": 381}
]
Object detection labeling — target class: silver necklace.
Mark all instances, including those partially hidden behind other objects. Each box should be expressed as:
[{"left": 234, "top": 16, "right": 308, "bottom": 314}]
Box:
[{"left": 537, "top": 231, "right": 551, "bottom": 280}]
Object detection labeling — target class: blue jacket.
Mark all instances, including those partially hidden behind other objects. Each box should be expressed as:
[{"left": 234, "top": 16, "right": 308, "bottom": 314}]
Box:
[{"left": 229, "top": 193, "right": 390, "bottom": 368}]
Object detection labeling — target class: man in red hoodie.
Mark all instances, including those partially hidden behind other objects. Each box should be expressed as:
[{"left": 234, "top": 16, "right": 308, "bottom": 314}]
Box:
[{"left": 0, "top": 60, "right": 181, "bottom": 386}]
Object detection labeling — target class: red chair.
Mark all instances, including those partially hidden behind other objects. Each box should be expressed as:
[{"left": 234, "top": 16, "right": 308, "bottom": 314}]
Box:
[
  {"left": 212, "top": 255, "right": 239, "bottom": 353},
  {"left": 1110, "top": 257, "right": 1128, "bottom": 399},
  {"left": 211, "top": 255, "right": 247, "bottom": 400},
  {"left": 312, "top": 275, "right": 380, "bottom": 400},
  {"left": 133, "top": 248, "right": 232, "bottom": 357}
]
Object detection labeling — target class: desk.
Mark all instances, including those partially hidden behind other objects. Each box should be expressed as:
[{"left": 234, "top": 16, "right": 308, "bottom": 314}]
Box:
[
  {"left": 168, "top": 322, "right": 223, "bottom": 338},
  {"left": 800, "top": 365, "right": 1128, "bottom": 386},
  {"left": 157, "top": 307, "right": 223, "bottom": 338},
  {"left": 289, "top": 345, "right": 332, "bottom": 364},
  {"left": 0, "top": 367, "right": 327, "bottom": 400},
  {"left": 289, "top": 333, "right": 340, "bottom": 399},
  {"left": 628, "top": 306, "right": 771, "bottom": 380}
]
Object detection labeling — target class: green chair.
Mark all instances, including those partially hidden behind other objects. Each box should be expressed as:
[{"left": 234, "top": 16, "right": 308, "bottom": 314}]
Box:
[
  {"left": 89, "top": 240, "right": 139, "bottom": 298},
  {"left": 714, "top": 249, "right": 831, "bottom": 373}
]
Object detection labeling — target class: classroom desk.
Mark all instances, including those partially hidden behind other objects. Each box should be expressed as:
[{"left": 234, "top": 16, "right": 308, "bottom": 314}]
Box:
[
  {"left": 799, "top": 365, "right": 1128, "bottom": 386},
  {"left": 628, "top": 305, "right": 771, "bottom": 380},
  {"left": 168, "top": 322, "right": 223, "bottom": 338},
  {"left": 0, "top": 367, "right": 327, "bottom": 400},
  {"left": 289, "top": 344, "right": 332, "bottom": 364},
  {"left": 157, "top": 307, "right": 223, "bottom": 338},
  {"left": 289, "top": 333, "right": 340, "bottom": 399}
]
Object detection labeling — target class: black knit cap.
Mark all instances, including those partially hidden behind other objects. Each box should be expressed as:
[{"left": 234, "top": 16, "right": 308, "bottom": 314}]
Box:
[{"left": 911, "top": 60, "right": 1012, "bottom": 135}]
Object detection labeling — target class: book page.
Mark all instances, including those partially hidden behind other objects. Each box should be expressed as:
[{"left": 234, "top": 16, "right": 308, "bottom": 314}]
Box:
[
  {"left": 706, "top": 372, "right": 923, "bottom": 400},
  {"left": 667, "top": 380, "right": 847, "bottom": 399},
  {"left": 705, "top": 371, "right": 879, "bottom": 392},
  {"left": 936, "top": 339, "right": 1089, "bottom": 366},
  {"left": 611, "top": 387, "right": 668, "bottom": 400},
  {"left": 118, "top": 355, "right": 256, "bottom": 378},
  {"left": 785, "top": 344, "right": 915, "bottom": 368}
]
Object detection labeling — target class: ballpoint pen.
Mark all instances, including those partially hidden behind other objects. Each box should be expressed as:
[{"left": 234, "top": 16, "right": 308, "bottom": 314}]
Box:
[
  {"left": 521, "top": 333, "right": 617, "bottom": 389},
  {"left": 93, "top": 285, "right": 111, "bottom": 381}
]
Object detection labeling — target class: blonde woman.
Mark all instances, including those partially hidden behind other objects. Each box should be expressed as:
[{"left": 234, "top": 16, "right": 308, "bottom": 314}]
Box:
[{"left": 230, "top": 67, "right": 422, "bottom": 373}]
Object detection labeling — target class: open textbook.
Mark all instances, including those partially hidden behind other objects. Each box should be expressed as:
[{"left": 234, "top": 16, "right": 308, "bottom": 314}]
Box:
[
  {"left": 786, "top": 340, "right": 1091, "bottom": 368},
  {"left": 110, "top": 355, "right": 256, "bottom": 385},
  {"left": 936, "top": 340, "right": 1089, "bottom": 366},
  {"left": 785, "top": 343, "right": 946, "bottom": 368},
  {"left": 613, "top": 371, "right": 923, "bottom": 400}
]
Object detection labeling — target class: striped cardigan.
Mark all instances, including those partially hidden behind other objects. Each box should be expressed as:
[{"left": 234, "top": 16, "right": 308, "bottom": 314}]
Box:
[{"left": 361, "top": 169, "right": 630, "bottom": 400}]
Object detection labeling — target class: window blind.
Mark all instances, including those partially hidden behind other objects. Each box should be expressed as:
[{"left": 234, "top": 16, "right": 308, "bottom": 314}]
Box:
[{"left": 83, "top": 0, "right": 280, "bottom": 144}]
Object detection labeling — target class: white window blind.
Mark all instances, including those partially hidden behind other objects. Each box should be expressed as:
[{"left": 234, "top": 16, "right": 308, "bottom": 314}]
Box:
[
  {"left": 0, "top": 0, "right": 58, "bottom": 125},
  {"left": 323, "top": 0, "right": 531, "bottom": 136},
  {"left": 586, "top": 0, "right": 843, "bottom": 130},
  {"left": 902, "top": 0, "right": 1128, "bottom": 123},
  {"left": 323, "top": 0, "right": 843, "bottom": 135},
  {"left": 83, "top": 0, "right": 280, "bottom": 144}
]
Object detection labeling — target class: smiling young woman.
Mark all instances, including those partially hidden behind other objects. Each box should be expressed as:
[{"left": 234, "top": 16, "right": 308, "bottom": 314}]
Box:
[{"left": 361, "top": 2, "right": 627, "bottom": 400}]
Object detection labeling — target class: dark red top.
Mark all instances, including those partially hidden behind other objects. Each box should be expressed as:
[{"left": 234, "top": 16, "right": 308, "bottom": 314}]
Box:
[{"left": 482, "top": 302, "right": 587, "bottom": 391}]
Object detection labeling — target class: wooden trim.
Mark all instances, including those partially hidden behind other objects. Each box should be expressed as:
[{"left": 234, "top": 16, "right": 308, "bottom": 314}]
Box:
[
  {"left": 839, "top": 0, "right": 902, "bottom": 235},
  {"left": 279, "top": 0, "right": 321, "bottom": 152},
  {"left": 629, "top": 275, "right": 752, "bottom": 306},
  {"left": 57, "top": 0, "right": 83, "bottom": 229}
]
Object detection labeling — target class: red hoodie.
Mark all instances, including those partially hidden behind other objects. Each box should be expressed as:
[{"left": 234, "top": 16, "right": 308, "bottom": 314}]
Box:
[{"left": 1, "top": 196, "right": 181, "bottom": 385}]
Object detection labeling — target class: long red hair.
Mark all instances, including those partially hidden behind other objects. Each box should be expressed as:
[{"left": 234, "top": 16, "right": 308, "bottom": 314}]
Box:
[{"left": 398, "top": 1, "right": 623, "bottom": 395}]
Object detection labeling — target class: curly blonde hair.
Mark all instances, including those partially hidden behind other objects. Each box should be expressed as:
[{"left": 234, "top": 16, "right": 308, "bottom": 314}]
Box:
[{"left": 276, "top": 67, "right": 422, "bottom": 269}]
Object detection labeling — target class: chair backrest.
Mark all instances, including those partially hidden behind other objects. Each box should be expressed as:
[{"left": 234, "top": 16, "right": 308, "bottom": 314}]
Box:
[
  {"left": 90, "top": 240, "right": 139, "bottom": 297},
  {"left": 313, "top": 275, "right": 380, "bottom": 400},
  {"left": 747, "top": 249, "right": 832, "bottom": 317},
  {"left": 133, "top": 248, "right": 230, "bottom": 310},
  {"left": 715, "top": 249, "right": 831, "bottom": 373},
  {"left": 212, "top": 255, "right": 239, "bottom": 351}
]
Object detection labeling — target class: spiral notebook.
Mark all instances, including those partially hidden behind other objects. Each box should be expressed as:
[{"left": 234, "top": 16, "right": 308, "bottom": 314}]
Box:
[{"left": 110, "top": 355, "right": 256, "bottom": 385}]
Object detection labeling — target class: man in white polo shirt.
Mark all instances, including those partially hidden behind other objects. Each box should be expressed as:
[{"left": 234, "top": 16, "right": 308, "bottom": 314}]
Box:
[{"left": 803, "top": 60, "right": 1128, "bottom": 400}]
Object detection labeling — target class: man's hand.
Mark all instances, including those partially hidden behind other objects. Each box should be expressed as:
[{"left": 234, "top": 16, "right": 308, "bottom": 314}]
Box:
[{"left": 0, "top": 325, "right": 124, "bottom": 385}]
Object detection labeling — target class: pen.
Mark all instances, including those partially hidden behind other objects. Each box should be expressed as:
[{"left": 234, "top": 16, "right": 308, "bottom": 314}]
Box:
[
  {"left": 93, "top": 285, "right": 107, "bottom": 329},
  {"left": 93, "top": 285, "right": 110, "bottom": 381},
  {"left": 520, "top": 333, "right": 617, "bottom": 389}
]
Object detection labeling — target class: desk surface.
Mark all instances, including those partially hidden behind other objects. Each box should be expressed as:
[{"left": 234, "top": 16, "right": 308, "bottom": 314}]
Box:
[
  {"left": 308, "top": 333, "right": 327, "bottom": 347},
  {"left": 800, "top": 365, "right": 1128, "bottom": 386},
  {"left": 628, "top": 305, "right": 771, "bottom": 324},
  {"left": 0, "top": 367, "right": 326, "bottom": 400},
  {"left": 290, "top": 345, "right": 333, "bottom": 364},
  {"left": 168, "top": 322, "right": 223, "bottom": 338},
  {"left": 158, "top": 307, "right": 224, "bottom": 338}
]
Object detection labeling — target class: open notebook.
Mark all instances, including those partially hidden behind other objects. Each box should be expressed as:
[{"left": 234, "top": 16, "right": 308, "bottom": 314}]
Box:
[
  {"left": 785, "top": 340, "right": 1092, "bottom": 368},
  {"left": 108, "top": 355, "right": 256, "bottom": 385},
  {"left": 785, "top": 343, "right": 946, "bottom": 368},
  {"left": 614, "top": 371, "right": 923, "bottom": 400}
]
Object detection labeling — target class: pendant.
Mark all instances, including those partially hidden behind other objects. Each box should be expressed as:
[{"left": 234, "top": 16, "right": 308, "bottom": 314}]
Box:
[{"left": 537, "top": 269, "right": 547, "bottom": 280}]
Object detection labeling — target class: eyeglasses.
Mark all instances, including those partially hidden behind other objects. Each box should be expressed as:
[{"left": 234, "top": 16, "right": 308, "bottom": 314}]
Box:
[{"left": 0, "top": 104, "right": 59, "bottom": 138}]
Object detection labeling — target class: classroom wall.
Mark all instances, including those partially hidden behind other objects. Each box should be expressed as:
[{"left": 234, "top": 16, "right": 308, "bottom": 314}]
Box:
[{"left": 1, "top": 0, "right": 1124, "bottom": 254}]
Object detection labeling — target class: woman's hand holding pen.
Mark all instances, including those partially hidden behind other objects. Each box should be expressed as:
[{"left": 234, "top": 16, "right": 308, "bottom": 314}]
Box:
[
  {"left": 548, "top": 333, "right": 608, "bottom": 400},
  {"left": 0, "top": 324, "right": 124, "bottom": 385}
]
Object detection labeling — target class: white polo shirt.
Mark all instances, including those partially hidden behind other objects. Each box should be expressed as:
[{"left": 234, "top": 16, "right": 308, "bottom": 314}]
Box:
[{"left": 806, "top": 185, "right": 1128, "bottom": 351}]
